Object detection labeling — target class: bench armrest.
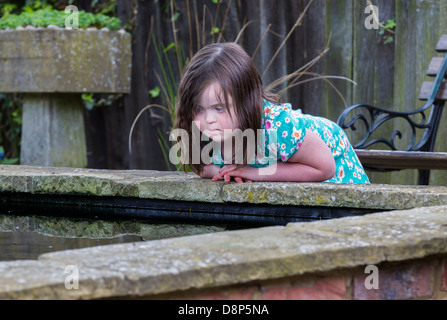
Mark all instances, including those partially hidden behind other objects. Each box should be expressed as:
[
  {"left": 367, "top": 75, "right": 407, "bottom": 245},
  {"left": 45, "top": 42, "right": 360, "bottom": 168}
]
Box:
[{"left": 337, "top": 102, "right": 435, "bottom": 151}]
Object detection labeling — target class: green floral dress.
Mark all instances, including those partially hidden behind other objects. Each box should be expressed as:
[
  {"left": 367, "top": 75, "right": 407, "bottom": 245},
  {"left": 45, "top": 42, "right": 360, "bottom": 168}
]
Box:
[{"left": 211, "top": 99, "right": 370, "bottom": 184}]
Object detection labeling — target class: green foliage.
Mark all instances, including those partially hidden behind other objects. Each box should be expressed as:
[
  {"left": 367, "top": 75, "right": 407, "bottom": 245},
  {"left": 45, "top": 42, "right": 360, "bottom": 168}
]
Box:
[
  {"left": 0, "top": 94, "right": 22, "bottom": 165},
  {"left": 210, "top": 27, "right": 220, "bottom": 35},
  {"left": 0, "top": 5, "right": 121, "bottom": 30},
  {"left": 91, "top": 0, "right": 117, "bottom": 16},
  {"left": 379, "top": 18, "right": 396, "bottom": 45},
  {"left": 82, "top": 93, "right": 122, "bottom": 110},
  {"left": 149, "top": 87, "right": 161, "bottom": 99}
]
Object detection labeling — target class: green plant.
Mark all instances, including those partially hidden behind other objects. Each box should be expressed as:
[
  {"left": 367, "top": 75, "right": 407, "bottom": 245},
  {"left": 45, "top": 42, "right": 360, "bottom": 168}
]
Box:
[
  {"left": 91, "top": 0, "right": 117, "bottom": 17},
  {"left": 81, "top": 93, "right": 122, "bottom": 111},
  {"left": 379, "top": 18, "right": 396, "bottom": 45},
  {"left": 0, "top": 94, "right": 22, "bottom": 165},
  {"left": 0, "top": 5, "right": 121, "bottom": 30}
]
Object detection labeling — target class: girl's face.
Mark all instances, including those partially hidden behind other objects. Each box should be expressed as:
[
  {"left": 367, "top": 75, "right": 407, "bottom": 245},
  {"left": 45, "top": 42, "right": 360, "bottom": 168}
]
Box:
[{"left": 194, "top": 82, "right": 239, "bottom": 143}]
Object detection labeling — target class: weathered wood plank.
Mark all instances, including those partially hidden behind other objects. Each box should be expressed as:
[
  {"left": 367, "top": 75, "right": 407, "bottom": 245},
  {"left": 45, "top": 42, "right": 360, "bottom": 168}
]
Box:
[
  {"left": 419, "top": 81, "right": 447, "bottom": 100},
  {"left": 375, "top": 0, "right": 396, "bottom": 108},
  {"left": 321, "top": 0, "right": 354, "bottom": 120},
  {"left": 356, "top": 149, "right": 447, "bottom": 170},
  {"left": 436, "top": 34, "right": 447, "bottom": 52},
  {"left": 427, "top": 57, "right": 444, "bottom": 76}
]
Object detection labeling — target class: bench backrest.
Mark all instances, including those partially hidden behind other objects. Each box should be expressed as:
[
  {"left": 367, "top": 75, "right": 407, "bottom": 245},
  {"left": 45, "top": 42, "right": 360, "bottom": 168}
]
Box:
[
  {"left": 420, "top": 34, "right": 447, "bottom": 100},
  {"left": 415, "top": 35, "right": 447, "bottom": 152},
  {"left": 337, "top": 34, "right": 447, "bottom": 152}
]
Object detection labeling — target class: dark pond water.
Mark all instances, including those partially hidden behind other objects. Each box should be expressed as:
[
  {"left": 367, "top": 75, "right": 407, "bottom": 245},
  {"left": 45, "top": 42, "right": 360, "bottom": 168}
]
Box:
[
  {"left": 0, "top": 231, "right": 143, "bottom": 261},
  {"left": 0, "top": 192, "right": 378, "bottom": 262}
]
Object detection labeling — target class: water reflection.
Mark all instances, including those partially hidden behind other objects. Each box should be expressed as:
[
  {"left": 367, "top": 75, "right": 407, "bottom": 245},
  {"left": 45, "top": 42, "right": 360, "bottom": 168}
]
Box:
[{"left": 0, "top": 231, "right": 143, "bottom": 261}]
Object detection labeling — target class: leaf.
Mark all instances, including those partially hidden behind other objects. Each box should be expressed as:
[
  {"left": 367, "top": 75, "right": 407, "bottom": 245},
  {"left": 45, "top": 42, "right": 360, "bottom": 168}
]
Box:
[
  {"left": 210, "top": 27, "right": 220, "bottom": 35},
  {"left": 33, "top": 1, "right": 42, "bottom": 9},
  {"left": 23, "top": 5, "right": 34, "bottom": 14},
  {"left": 384, "top": 19, "right": 396, "bottom": 29},
  {"left": 82, "top": 93, "right": 94, "bottom": 103},
  {"left": 149, "top": 86, "right": 161, "bottom": 98},
  {"left": 171, "top": 12, "right": 180, "bottom": 22},
  {"left": 0, "top": 158, "right": 19, "bottom": 165},
  {"left": 384, "top": 37, "right": 394, "bottom": 45},
  {"left": 163, "top": 42, "right": 176, "bottom": 53},
  {"left": 82, "top": 93, "right": 95, "bottom": 110}
]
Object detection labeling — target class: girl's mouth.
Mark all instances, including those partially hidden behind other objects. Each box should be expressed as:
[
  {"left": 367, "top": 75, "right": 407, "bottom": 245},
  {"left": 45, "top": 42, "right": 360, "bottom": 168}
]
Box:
[{"left": 206, "top": 129, "right": 221, "bottom": 135}]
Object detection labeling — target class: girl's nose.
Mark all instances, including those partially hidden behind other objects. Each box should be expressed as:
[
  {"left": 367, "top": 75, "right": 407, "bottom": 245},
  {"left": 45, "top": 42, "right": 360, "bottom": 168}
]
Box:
[{"left": 205, "top": 111, "right": 216, "bottom": 123}]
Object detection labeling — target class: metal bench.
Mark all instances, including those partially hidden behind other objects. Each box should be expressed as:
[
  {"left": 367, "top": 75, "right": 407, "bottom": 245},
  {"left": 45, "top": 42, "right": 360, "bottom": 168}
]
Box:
[{"left": 337, "top": 35, "right": 447, "bottom": 185}]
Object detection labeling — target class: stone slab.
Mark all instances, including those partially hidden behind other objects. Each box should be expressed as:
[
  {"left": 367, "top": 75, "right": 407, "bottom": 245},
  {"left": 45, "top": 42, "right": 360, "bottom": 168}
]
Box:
[
  {"left": 0, "top": 165, "right": 447, "bottom": 210},
  {"left": 0, "top": 205, "right": 447, "bottom": 299},
  {"left": 0, "top": 28, "right": 131, "bottom": 93}
]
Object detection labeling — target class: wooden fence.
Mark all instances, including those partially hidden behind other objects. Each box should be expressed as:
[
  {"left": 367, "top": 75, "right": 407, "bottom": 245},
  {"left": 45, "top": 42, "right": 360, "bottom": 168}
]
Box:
[{"left": 83, "top": 0, "right": 447, "bottom": 185}]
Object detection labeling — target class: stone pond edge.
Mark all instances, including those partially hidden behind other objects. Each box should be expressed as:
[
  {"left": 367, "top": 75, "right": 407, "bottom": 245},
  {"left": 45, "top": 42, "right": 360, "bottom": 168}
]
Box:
[{"left": 0, "top": 205, "right": 446, "bottom": 299}]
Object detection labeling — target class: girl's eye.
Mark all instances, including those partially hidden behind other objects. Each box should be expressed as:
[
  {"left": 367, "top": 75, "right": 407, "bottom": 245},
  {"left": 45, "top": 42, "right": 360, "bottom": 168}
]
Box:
[
  {"left": 215, "top": 106, "right": 224, "bottom": 112},
  {"left": 196, "top": 106, "right": 204, "bottom": 113}
]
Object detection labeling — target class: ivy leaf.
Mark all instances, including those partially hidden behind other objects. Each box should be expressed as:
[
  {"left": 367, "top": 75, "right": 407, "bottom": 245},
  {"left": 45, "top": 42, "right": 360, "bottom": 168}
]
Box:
[
  {"left": 82, "top": 93, "right": 95, "bottom": 110},
  {"left": 210, "top": 27, "right": 220, "bottom": 35},
  {"left": 149, "top": 86, "right": 161, "bottom": 98},
  {"left": 384, "top": 19, "right": 396, "bottom": 29},
  {"left": 384, "top": 37, "right": 394, "bottom": 45}
]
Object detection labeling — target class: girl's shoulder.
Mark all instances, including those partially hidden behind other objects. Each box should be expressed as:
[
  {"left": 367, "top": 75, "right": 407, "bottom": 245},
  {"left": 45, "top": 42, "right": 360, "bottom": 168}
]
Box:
[
  {"left": 262, "top": 99, "right": 302, "bottom": 119},
  {"left": 263, "top": 100, "right": 303, "bottom": 121}
]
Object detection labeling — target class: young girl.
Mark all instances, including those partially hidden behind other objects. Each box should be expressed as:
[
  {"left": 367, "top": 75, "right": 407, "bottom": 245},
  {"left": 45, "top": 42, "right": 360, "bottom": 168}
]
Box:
[{"left": 174, "top": 42, "right": 370, "bottom": 184}]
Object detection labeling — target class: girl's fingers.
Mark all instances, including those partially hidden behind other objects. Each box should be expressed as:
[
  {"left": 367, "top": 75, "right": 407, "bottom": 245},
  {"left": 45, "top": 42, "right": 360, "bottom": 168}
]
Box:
[
  {"left": 212, "top": 173, "right": 224, "bottom": 181},
  {"left": 222, "top": 173, "right": 253, "bottom": 183},
  {"left": 219, "top": 165, "right": 237, "bottom": 176}
]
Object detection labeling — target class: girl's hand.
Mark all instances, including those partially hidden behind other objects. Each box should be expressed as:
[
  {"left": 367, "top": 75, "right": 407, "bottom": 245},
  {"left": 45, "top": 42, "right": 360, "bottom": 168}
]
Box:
[{"left": 212, "top": 165, "right": 254, "bottom": 183}]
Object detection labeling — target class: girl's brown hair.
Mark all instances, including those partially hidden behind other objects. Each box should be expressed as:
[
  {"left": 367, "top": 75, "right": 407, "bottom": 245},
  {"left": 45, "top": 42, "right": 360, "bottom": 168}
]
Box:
[{"left": 174, "top": 42, "right": 280, "bottom": 175}]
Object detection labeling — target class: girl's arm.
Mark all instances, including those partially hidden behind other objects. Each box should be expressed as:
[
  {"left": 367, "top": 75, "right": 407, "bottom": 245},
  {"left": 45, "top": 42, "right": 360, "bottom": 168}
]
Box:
[
  {"left": 284, "top": 129, "right": 336, "bottom": 181},
  {"left": 216, "top": 129, "right": 336, "bottom": 183}
]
